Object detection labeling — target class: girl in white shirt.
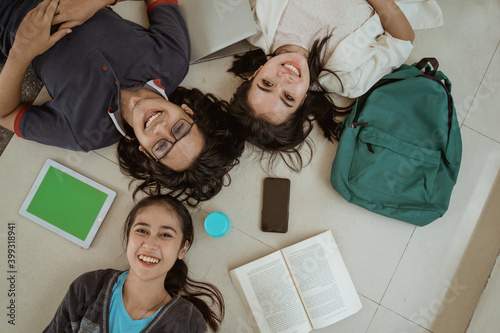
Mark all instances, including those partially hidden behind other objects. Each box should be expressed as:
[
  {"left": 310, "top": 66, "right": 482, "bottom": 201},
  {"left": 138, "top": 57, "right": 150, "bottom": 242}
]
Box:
[{"left": 228, "top": 0, "right": 414, "bottom": 171}]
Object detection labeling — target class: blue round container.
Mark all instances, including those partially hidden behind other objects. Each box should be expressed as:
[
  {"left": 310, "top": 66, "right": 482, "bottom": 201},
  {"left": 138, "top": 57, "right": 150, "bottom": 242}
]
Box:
[{"left": 204, "top": 212, "right": 231, "bottom": 237}]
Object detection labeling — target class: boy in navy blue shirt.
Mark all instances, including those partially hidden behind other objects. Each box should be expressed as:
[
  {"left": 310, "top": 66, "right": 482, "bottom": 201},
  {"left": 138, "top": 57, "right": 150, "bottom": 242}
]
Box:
[{"left": 0, "top": 0, "right": 244, "bottom": 203}]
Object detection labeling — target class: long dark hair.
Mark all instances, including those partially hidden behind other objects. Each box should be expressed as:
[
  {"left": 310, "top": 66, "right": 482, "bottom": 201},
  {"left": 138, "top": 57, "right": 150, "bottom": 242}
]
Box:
[
  {"left": 123, "top": 195, "right": 225, "bottom": 331},
  {"left": 117, "top": 87, "right": 245, "bottom": 206},
  {"left": 228, "top": 36, "right": 352, "bottom": 171}
]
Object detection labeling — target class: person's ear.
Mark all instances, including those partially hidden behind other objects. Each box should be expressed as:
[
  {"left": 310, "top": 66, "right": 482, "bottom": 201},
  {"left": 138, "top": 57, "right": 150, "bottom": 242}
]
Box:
[
  {"left": 180, "top": 104, "right": 195, "bottom": 118},
  {"left": 138, "top": 145, "right": 152, "bottom": 158},
  {"left": 248, "top": 66, "right": 262, "bottom": 81},
  {"left": 178, "top": 240, "right": 189, "bottom": 260},
  {"left": 139, "top": 145, "right": 159, "bottom": 162}
]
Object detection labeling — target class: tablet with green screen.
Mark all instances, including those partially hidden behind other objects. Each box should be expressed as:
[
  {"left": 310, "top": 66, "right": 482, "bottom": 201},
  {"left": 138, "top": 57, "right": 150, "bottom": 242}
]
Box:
[{"left": 19, "top": 159, "right": 116, "bottom": 249}]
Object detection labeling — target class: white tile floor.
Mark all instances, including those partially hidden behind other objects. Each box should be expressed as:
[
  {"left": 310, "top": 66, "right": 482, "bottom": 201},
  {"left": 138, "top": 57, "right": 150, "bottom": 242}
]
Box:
[{"left": 1, "top": 1, "right": 500, "bottom": 332}]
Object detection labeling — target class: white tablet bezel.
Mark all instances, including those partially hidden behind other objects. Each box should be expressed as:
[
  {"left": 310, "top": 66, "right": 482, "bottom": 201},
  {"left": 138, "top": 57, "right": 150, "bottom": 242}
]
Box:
[{"left": 19, "top": 159, "right": 116, "bottom": 249}]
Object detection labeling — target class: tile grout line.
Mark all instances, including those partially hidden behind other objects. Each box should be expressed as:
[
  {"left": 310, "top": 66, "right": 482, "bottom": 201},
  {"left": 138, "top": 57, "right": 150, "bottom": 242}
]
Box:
[
  {"left": 462, "top": 124, "right": 500, "bottom": 145},
  {"left": 364, "top": 227, "right": 419, "bottom": 333},
  {"left": 92, "top": 150, "right": 120, "bottom": 166},
  {"left": 234, "top": 227, "right": 280, "bottom": 251},
  {"left": 194, "top": 206, "right": 279, "bottom": 251},
  {"left": 377, "top": 304, "right": 434, "bottom": 333},
  {"left": 378, "top": 226, "right": 417, "bottom": 304},
  {"left": 460, "top": 40, "right": 500, "bottom": 127},
  {"left": 364, "top": 305, "right": 380, "bottom": 333}
]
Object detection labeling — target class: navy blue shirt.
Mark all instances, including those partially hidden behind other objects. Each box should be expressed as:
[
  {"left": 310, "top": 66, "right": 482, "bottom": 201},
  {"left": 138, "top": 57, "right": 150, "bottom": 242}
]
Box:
[{"left": 1, "top": 0, "right": 190, "bottom": 151}]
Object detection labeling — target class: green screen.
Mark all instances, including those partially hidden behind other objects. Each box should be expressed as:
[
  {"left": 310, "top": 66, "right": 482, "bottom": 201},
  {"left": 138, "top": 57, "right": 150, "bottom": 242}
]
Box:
[{"left": 26, "top": 166, "right": 108, "bottom": 241}]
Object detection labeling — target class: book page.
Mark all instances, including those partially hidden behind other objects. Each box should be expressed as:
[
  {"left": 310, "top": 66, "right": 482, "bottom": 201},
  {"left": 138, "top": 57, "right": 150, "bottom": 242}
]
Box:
[
  {"left": 281, "top": 231, "right": 362, "bottom": 329},
  {"left": 229, "top": 251, "right": 312, "bottom": 333}
]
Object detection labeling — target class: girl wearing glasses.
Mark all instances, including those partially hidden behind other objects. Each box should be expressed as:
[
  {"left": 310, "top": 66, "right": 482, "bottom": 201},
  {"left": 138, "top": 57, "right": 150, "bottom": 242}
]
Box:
[
  {"left": 227, "top": 0, "right": 418, "bottom": 171},
  {"left": 44, "top": 195, "right": 225, "bottom": 333},
  {"left": 0, "top": 0, "right": 244, "bottom": 205}
]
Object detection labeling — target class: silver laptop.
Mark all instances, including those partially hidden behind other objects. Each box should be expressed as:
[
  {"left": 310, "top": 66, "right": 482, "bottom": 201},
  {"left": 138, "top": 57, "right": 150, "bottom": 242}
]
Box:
[
  {"left": 113, "top": 1, "right": 257, "bottom": 63},
  {"left": 178, "top": 0, "right": 257, "bottom": 63}
]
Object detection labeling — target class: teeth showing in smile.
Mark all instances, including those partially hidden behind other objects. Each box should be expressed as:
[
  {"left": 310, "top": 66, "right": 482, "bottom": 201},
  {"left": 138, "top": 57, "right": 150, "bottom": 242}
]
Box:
[
  {"left": 145, "top": 112, "right": 161, "bottom": 128},
  {"left": 283, "top": 63, "right": 300, "bottom": 76},
  {"left": 138, "top": 254, "right": 160, "bottom": 264}
]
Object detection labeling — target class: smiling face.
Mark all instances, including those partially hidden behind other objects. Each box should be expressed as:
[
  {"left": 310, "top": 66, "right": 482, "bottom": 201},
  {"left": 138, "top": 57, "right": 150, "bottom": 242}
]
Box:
[
  {"left": 121, "top": 89, "right": 205, "bottom": 172},
  {"left": 247, "top": 52, "right": 310, "bottom": 125},
  {"left": 126, "top": 204, "right": 188, "bottom": 284}
]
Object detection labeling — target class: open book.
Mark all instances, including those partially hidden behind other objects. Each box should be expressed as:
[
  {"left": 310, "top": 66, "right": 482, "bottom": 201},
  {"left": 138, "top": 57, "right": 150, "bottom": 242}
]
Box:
[{"left": 229, "top": 230, "right": 362, "bottom": 333}]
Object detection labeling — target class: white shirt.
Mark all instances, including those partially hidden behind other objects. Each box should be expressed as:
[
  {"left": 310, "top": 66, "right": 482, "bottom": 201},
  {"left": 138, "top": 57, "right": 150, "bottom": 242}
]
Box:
[{"left": 247, "top": 0, "right": 444, "bottom": 98}]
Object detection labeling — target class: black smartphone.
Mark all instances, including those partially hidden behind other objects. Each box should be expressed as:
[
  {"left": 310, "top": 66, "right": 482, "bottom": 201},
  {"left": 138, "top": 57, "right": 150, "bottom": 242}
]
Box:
[{"left": 260, "top": 177, "right": 291, "bottom": 233}]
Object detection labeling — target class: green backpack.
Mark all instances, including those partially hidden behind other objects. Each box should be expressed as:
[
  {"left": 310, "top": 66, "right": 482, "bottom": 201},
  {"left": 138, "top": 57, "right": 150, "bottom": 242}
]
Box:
[{"left": 330, "top": 58, "right": 462, "bottom": 226}]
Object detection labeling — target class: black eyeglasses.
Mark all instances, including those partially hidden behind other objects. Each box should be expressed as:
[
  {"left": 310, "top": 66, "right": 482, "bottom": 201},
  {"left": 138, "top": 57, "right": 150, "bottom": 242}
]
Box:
[{"left": 151, "top": 118, "right": 196, "bottom": 162}]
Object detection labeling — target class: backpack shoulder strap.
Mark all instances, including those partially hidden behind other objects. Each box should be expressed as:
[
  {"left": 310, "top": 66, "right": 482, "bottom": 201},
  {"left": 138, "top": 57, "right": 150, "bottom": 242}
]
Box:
[{"left": 415, "top": 58, "right": 439, "bottom": 75}]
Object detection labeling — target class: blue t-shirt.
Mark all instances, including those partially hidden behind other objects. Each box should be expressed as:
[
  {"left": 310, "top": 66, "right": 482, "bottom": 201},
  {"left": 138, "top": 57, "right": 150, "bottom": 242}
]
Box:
[{"left": 109, "top": 271, "right": 164, "bottom": 333}]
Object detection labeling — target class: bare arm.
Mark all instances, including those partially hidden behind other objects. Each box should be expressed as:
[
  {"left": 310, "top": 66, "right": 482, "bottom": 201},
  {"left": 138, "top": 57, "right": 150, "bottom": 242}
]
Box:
[
  {"left": 367, "top": 0, "right": 415, "bottom": 43},
  {"left": 0, "top": 0, "right": 71, "bottom": 131}
]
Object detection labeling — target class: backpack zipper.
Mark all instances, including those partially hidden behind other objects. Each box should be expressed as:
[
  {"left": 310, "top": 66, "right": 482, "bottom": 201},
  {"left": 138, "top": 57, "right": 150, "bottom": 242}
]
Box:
[{"left": 351, "top": 121, "right": 368, "bottom": 128}]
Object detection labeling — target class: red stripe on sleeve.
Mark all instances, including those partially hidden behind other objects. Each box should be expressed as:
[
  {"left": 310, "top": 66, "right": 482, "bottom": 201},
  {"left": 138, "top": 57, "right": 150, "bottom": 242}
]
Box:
[
  {"left": 153, "top": 79, "right": 166, "bottom": 90},
  {"left": 14, "top": 105, "right": 33, "bottom": 138},
  {"left": 147, "top": 0, "right": 178, "bottom": 14}
]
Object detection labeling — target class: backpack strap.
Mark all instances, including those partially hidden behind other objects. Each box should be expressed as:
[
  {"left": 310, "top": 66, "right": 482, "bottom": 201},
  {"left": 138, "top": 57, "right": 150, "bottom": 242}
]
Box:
[
  {"left": 415, "top": 58, "right": 439, "bottom": 76},
  {"left": 351, "top": 58, "right": 452, "bottom": 131},
  {"left": 418, "top": 74, "right": 454, "bottom": 137}
]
